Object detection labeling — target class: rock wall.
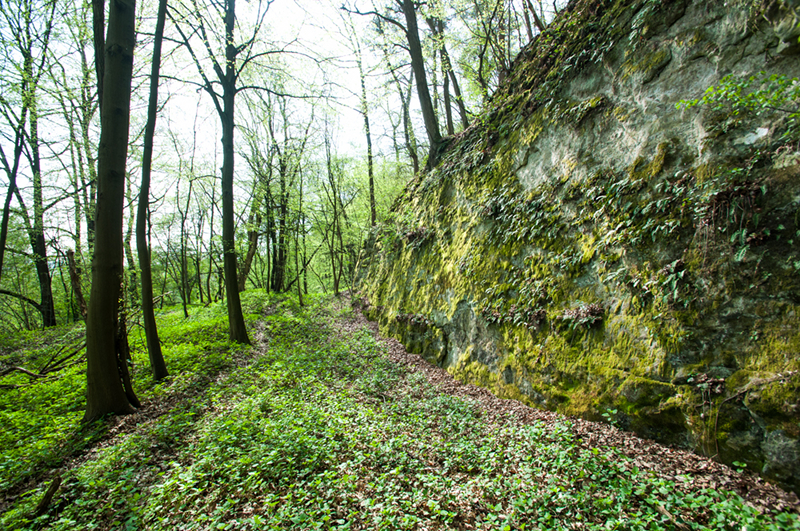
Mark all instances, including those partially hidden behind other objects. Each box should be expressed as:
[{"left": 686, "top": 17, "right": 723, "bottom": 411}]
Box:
[{"left": 356, "top": 0, "right": 800, "bottom": 492}]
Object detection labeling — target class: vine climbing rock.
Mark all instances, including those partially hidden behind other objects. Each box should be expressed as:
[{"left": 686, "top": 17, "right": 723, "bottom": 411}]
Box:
[{"left": 355, "top": 0, "right": 800, "bottom": 493}]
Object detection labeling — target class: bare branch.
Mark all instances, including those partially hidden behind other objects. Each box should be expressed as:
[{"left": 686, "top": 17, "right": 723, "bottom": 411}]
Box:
[
  {"left": 0, "top": 289, "right": 41, "bottom": 311},
  {"left": 341, "top": 4, "right": 407, "bottom": 34}
]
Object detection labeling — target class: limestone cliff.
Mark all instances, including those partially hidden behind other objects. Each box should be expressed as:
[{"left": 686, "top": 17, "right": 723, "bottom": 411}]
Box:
[{"left": 356, "top": 0, "right": 800, "bottom": 492}]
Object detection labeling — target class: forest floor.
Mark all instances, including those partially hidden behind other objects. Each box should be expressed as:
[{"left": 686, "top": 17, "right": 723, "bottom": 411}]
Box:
[{"left": 1, "top": 291, "right": 799, "bottom": 530}]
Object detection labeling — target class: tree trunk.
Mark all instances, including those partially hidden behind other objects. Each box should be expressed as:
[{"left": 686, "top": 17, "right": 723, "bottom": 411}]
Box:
[
  {"left": 400, "top": 0, "right": 442, "bottom": 169},
  {"left": 427, "top": 17, "right": 469, "bottom": 132},
  {"left": 195, "top": 211, "right": 205, "bottom": 304},
  {"left": 84, "top": 0, "right": 139, "bottom": 422},
  {"left": 442, "top": 66, "right": 454, "bottom": 135},
  {"left": 377, "top": 18, "right": 419, "bottom": 174},
  {"left": 67, "top": 250, "right": 88, "bottom": 320},
  {"left": 238, "top": 212, "right": 260, "bottom": 292},
  {"left": 124, "top": 177, "right": 138, "bottom": 308},
  {"left": 220, "top": 0, "right": 249, "bottom": 344},
  {"left": 272, "top": 160, "right": 288, "bottom": 292},
  {"left": 296, "top": 167, "right": 304, "bottom": 306},
  {"left": 179, "top": 179, "right": 193, "bottom": 316},
  {"left": 401, "top": 71, "right": 420, "bottom": 174},
  {"left": 137, "top": 0, "right": 168, "bottom": 380},
  {"left": 206, "top": 185, "right": 216, "bottom": 302},
  {"left": 354, "top": 36, "right": 376, "bottom": 226}
]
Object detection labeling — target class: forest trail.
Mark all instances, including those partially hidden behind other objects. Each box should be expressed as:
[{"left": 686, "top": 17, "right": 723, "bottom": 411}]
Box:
[{"left": 2, "top": 293, "right": 799, "bottom": 529}]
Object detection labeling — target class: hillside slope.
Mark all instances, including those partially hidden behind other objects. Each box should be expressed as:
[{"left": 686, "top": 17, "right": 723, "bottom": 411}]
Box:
[{"left": 356, "top": 0, "right": 800, "bottom": 491}]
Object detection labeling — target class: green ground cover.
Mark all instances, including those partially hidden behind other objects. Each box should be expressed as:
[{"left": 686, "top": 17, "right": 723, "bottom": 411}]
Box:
[{"left": 1, "top": 292, "right": 798, "bottom": 530}]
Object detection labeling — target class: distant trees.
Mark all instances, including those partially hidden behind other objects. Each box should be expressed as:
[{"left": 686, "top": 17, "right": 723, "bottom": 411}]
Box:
[
  {"left": 0, "top": 0, "right": 58, "bottom": 328},
  {"left": 169, "top": 0, "right": 276, "bottom": 345},
  {"left": 0, "top": 0, "right": 567, "bottom": 417}
]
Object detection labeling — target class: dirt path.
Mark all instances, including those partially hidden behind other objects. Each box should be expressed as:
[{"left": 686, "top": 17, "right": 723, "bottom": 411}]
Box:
[{"left": 340, "top": 302, "right": 800, "bottom": 515}]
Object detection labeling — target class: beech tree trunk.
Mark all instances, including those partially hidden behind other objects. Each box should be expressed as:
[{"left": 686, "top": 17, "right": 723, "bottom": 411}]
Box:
[{"left": 84, "top": 0, "right": 139, "bottom": 421}]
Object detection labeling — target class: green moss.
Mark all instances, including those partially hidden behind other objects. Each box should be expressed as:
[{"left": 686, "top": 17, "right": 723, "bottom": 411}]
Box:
[
  {"left": 629, "top": 142, "right": 669, "bottom": 180},
  {"left": 447, "top": 350, "right": 532, "bottom": 404},
  {"left": 620, "top": 48, "right": 672, "bottom": 83}
]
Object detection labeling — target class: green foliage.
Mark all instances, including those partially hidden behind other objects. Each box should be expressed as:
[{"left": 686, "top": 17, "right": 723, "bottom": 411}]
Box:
[
  {"left": 0, "top": 326, "right": 89, "bottom": 491},
  {"left": 678, "top": 72, "right": 800, "bottom": 138},
  {"left": 0, "top": 295, "right": 257, "bottom": 499}
]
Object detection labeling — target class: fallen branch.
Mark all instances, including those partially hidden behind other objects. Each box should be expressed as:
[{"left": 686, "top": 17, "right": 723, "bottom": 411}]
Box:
[
  {"left": 33, "top": 474, "right": 61, "bottom": 517},
  {"left": 0, "top": 366, "right": 49, "bottom": 379},
  {"left": 655, "top": 504, "right": 689, "bottom": 531},
  {"left": 0, "top": 341, "right": 87, "bottom": 385},
  {"left": 40, "top": 341, "right": 87, "bottom": 375}
]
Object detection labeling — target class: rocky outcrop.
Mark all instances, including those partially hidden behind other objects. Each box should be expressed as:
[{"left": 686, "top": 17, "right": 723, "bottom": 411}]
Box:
[{"left": 356, "top": 0, "right": 800, "bottom": 492}]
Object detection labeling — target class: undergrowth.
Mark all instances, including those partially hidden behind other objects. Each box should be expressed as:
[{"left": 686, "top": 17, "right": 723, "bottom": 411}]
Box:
[{"left": 1, "top": 292, "right": 798, "bottom": 529}]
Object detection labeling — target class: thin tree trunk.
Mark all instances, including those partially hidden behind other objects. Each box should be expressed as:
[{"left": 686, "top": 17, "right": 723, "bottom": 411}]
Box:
[
  {"left": 67, "top": 249, "right": 88, "bottom": 320},
  {"left": 238, "top": 180, "right": 262, "bottom": 292},
  {"left": 401, "top": 72, "right": 420, "bottom": 174},
  {"left": 206, "top": 185, "right": 216, "bottom": 302},
  {"left": 195, "top": 211, "right": 205, "bottom": 304},
  {"left": 296, "top": 167, "right": 304, "bottom": 306},
  {"left": 324, "top": 135, "right": 339, "bottom": 295},
  {"left": 27, "top": 81, "right": 57, "bottom": 327},
  {"left": 427, "top": 17, "right": 469, "bottom": 131},
  {"left": 442, "top": 67, "right": 454, "bottom": 135},
  {"left": 179, "top": 179, "right": 193, "bottom": 316},
  {"left": 272, "top": 160, "right": 288, "bottom": 292},
  {"left": 137, "top": 0, "right": 168, "bottom": 380},
  {"left": 400, "top": 0, "right": 442, "bottom": 168},
  {"left": 124, "top": 177, "right": 138, "bottom": 308},
  {"left": 354, "top": 35, "right": 376, "bottom": 226},
  {"left": 238, "top": 212, "right": 260, "bottom": 292},
  {"left": 525, "top": 0, "right": 546, "bottom": 32},
  {"left": 302, "top": 214, "right": 308, "bottom": 295},
  {"left": 220, "top": 0, "right": 249, "bottom": 344}
]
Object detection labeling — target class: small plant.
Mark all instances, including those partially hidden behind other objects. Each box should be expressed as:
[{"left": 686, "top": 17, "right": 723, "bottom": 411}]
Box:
[
  {"left": 558, "top": 303, "right": 604, "bottom": 330},
  {"left": 601, "top": 408, "right": 619, "bottom": 428},
  {"left": 678, "top": 72, "right": 800, "bottom": 138}
]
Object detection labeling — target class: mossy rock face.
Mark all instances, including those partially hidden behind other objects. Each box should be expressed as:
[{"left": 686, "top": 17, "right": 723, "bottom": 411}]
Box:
[{"left": 356, "top": 0, "right": 800, "bottom": 493}]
